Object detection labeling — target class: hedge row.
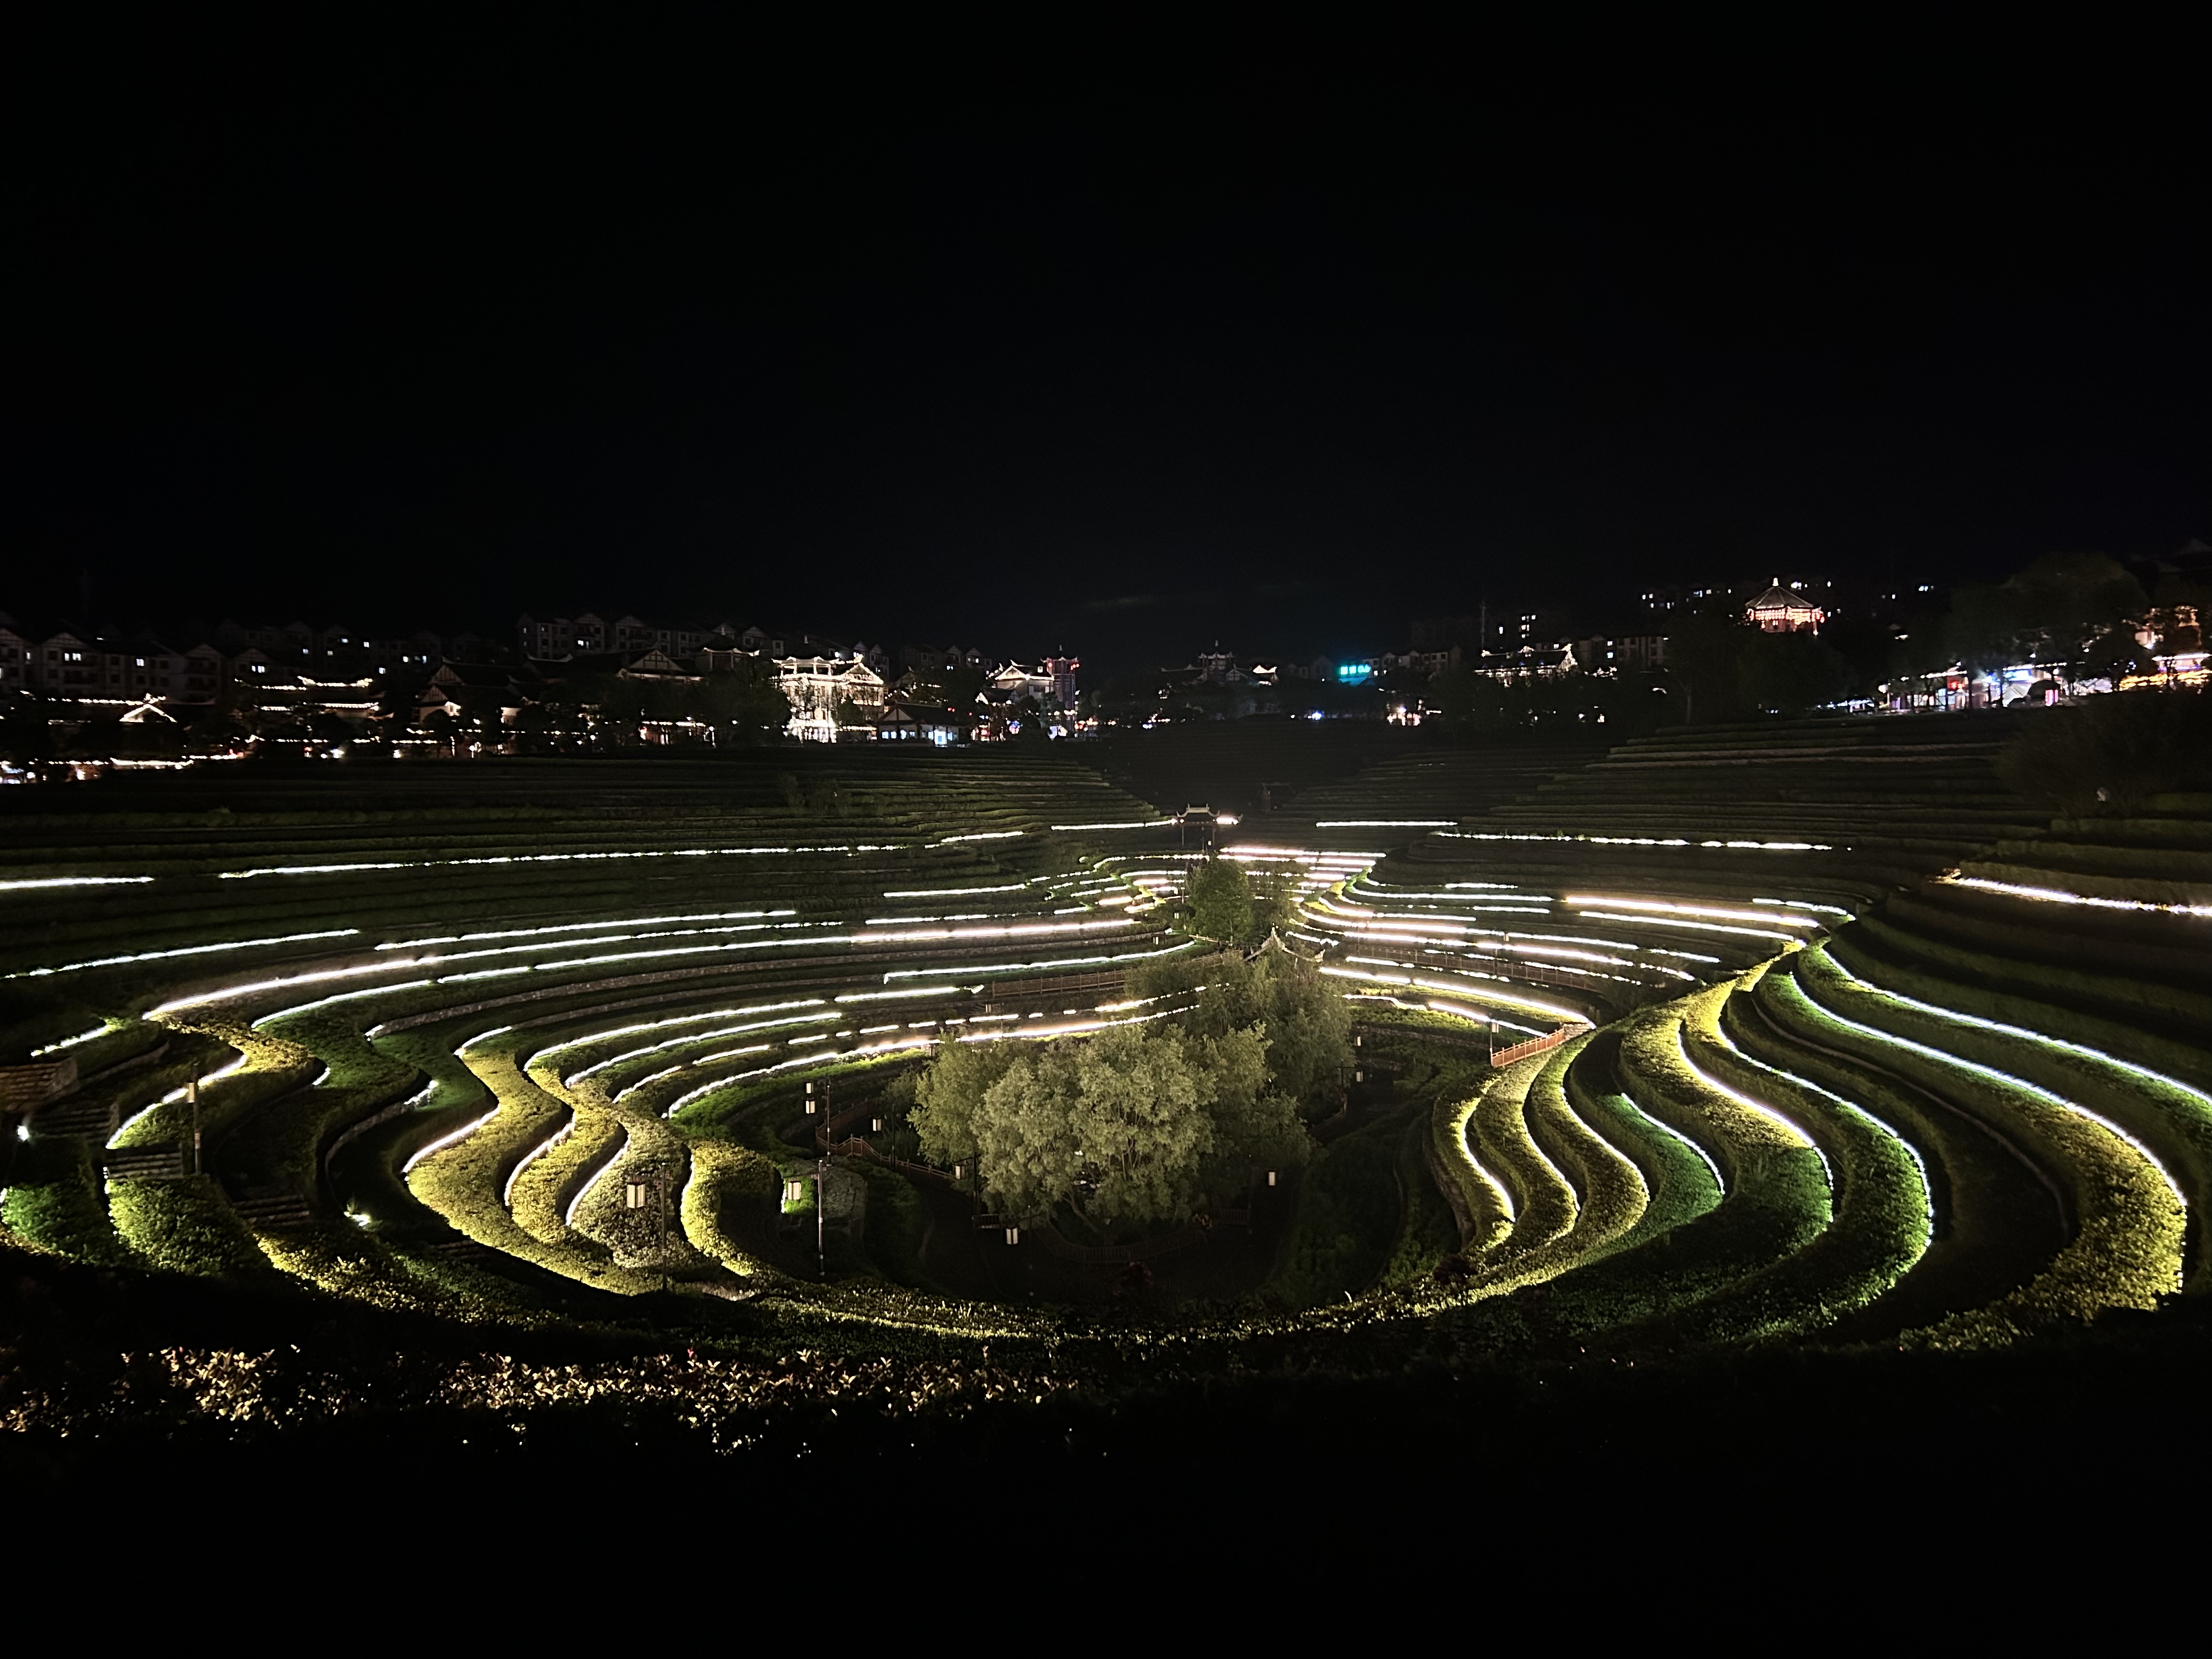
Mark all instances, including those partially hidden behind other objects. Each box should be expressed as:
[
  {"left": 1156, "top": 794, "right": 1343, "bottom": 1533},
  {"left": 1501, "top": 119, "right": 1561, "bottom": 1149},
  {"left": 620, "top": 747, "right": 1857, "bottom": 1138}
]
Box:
[
  {"left": 1466, "top": 1049, "right": 1578, "bottom": 1262},
  {"left": 1560, "top": 1031, "right": 1724, "bottom": 1251},
  {"left": 1765, "top": 950, "right": 2186, "bottom": 1345},
  {"left": 1660, "top": 962, "right": 1932, "bottom": 1340},
  {"left": 112, "top": 1019, "right": 314, "bottom": 1153},
  {"left": 1841, "top": 913, "right": 2212, "bottom": 1092},
  {"left": 677, "top": 1137, "right": 788, "bottom": 1284},
  {"left": 1518, "top": 1033, "right": 1649, "bottom": 1263},
  {"left": 1426, "top": 1061, "right": 1520, "bottom": 1259},
  {"left": 1813, "top": 936, "right": 2212, "bottom": 1289},
  {"left": 402, "top": 1034, "right": 664, "bottom": 1295}
]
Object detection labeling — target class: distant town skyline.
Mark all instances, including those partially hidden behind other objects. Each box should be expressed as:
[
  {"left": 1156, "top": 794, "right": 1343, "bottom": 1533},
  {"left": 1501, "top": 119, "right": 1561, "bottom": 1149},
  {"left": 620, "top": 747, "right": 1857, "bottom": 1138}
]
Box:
[{"left": 9, "top": 28, "right": 2203, "bottom": 675}]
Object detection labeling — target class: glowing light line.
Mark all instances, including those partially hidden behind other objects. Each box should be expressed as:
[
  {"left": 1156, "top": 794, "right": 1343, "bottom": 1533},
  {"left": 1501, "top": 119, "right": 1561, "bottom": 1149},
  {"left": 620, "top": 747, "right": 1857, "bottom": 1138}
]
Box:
[
  {"left": 504, "top": 1120, "right": 573, "bottom": 1206},
  {"left": 402, "top": 1106, "right": 503, "bottom": 1173},
  {"left": 1317, "top": 962, "right": 1585, "bottom": 1023},
  {"left": 1805, "top": 971, "right": 2188, "bottom": 1209},
  {"left": 532, "top": 1000, "right": 828, "bottom": 1064},
  {"left": 6, "top": 928, "right": 360, "bottom": 980},
  {"left": 1824, "top": 958, "right": 2212, "bottom": 1116},
  {"left": 563, "top": 1013, "right": 839, "bottom": 1083},
  {"left": 1615, "top": 1085, "right": 1726, "bottom": 1194},
  {"left": 109, "top": 1054, "right": 250, "bottom": 1145},
  {"left": 1939, "top": 874, "right": 2212, "bottom": 918},
  {"left": 882, "top": 938, "right": 1197, "bottom": 981},
  {"left": 1577, "top": 912, "right": 1797, "bottom": 942},
  {"left": 881, "top": 884, "right": 1031, "bottom": 898},
  {"left": 217, "top": 843, "right": 904, "bottom": 879},
  {"left": 377, "top": 910, "right": 794, "bottom": 949},
  {"left": 0, "top": 875, "right": 155, "bottom": 892},
  {"left": 1568, "top": 896, "right": 1820, "bottom": 927},
  {"left": 1442, "top": 831, "right": 1832, "bottom": 851},
  {"left": 1675, "top": 1025, "right": 1819, "bottom": 1154}
]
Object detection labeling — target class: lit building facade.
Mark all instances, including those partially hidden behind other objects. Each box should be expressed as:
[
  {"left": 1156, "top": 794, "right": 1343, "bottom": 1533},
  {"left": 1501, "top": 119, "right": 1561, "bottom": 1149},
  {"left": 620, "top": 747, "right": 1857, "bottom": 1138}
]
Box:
[
  {"left": 1746, "top": 581, "right": 1825, "bottom": 633},
  {"left": 776, "top": 654, "right": 888, "bottom": 742}
]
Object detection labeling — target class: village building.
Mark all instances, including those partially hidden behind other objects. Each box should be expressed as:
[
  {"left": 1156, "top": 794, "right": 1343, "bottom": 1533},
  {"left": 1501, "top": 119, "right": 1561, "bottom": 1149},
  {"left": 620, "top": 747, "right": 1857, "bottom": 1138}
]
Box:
[
  {"left": 1746, "top": 580, "right": 1825, "bottom": 633},
  {"left": 0, "top": 629, "right": 26, "bottom": 694},
  {"left": 776, "top": 653, "right": 888, "bottom": 743}
]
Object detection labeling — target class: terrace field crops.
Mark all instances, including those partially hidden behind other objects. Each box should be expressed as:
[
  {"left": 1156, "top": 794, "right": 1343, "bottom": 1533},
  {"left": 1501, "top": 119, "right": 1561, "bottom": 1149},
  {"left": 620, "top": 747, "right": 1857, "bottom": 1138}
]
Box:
[{"left": 3, "top": 719, "right": 2208, "bottom": 1455}]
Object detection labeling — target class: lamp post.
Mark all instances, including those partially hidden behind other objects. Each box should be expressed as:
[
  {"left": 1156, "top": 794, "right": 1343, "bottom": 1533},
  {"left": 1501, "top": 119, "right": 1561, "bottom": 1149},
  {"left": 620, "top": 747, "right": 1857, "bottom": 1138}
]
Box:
[
  {"left": 187, "top": 1063, "right": 201, "bottom": 1177},
  {"left": 623, "top": 1166, "right": 672, "bottom": 1250}
]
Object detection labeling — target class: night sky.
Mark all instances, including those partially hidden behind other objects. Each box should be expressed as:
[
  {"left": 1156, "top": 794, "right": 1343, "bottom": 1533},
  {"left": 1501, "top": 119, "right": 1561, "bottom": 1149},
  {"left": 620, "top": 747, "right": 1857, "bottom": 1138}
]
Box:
[{"left": 9, "top": 18, "right": 2205, "bottom": 672}]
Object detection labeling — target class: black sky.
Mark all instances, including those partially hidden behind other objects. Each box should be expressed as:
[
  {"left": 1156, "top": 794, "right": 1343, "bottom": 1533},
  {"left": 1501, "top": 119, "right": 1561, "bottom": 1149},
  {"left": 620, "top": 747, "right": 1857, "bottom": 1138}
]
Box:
[{"left": 7, "top": 15, "right": 2206, "bottom": 671}]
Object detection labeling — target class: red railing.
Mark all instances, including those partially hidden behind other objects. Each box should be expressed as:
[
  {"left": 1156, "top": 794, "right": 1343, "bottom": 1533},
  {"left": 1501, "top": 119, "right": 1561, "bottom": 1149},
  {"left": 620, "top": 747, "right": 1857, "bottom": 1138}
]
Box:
[{"left": 1488, "top": 1023, "right": 1591, "bottom": 1069}]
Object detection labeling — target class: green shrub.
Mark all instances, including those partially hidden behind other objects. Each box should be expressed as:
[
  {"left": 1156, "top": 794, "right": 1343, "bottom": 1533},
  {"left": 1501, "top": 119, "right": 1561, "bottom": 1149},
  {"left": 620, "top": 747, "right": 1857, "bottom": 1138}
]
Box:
[
  {"left": 1468, "top": 1050, "right": 1577, "bottom": 1261},
  {"left": 1267, "top": 1106, "right": 1416, "bottom": 1308},
  {"left": 107, "top": 1175, "right": 276, "bottom": 1281},
  {"left": 680, "top": 1137, "right": 785, "bottom": 1280},
  {"left": 1, "top": 1136, "right": 138, "bottom": 1265},
  {"left": 403, "top": 1036, "right": 663, "bottom": 1295}
]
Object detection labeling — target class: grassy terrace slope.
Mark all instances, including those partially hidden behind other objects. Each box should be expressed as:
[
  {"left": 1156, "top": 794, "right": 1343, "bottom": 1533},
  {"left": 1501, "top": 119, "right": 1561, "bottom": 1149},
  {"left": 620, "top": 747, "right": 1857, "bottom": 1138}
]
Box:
[{"left": 3, "top": 713, "right": 2208, "bottom": 1444}]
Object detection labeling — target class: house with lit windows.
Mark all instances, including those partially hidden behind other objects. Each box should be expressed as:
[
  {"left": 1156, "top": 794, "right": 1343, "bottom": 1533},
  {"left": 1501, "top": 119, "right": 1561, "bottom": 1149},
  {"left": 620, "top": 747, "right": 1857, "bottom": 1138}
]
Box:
[{"left": 0, "top": 622, "right": 30, "bottom": 693}]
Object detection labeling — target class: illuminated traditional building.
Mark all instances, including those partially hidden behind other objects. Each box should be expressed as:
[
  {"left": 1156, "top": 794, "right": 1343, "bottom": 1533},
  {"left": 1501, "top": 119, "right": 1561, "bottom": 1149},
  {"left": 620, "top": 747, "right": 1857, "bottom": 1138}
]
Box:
[
  {"left": 616, "top": 649, "right": 699, "bottom": 682},
  {"left": 1745, "top": 580, "right": 1825, "bottom": 633},
  {"left": 776, "top": 653, "right": 887, "bottom": 742},
  {"left": 1470, "top": 643, "right": 1580, "bottom": 681},
  {"left": 987, "top": 662, "right": 1057, "bottom": 703}
]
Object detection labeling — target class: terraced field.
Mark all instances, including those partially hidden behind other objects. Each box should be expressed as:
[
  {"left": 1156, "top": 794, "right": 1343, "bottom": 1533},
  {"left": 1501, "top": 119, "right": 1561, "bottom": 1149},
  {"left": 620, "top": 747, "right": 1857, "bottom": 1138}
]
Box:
[{"left": 3, "top": 718, "right": 2207, "bottom": 1444}]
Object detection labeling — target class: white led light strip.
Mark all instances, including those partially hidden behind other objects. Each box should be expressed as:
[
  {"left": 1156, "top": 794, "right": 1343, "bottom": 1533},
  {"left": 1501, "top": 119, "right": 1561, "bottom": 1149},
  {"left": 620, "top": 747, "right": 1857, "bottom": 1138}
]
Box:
[
  {"left": 1938, "top": 874, "right": 2212, "bottom": 919},
  {"left": 1, "top": 875, "right": 156, "bottom": 893},
  {"left": 8, "top": 928, "right": 362, "bottom": 981},
  {"left": 217, "top": 843, "right": 905, "bottom": 880}
]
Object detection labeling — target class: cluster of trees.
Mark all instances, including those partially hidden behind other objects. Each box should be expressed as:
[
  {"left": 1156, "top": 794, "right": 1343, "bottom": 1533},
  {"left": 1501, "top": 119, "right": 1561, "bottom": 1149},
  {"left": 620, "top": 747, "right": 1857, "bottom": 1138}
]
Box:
[
  {"left": 901, "top": 945, "right": 1351, "bottom": 1235},
  {"left": 510, "top": 661, "right": 792, "bottom": 749},
  {"left": 1905, "top": 552, "right": 2204, "bottom": 686},
  {"left": 1994, "top": 687, "right": 2212, "bottom": 816},
  {"left": 1185, "top": 856, "right": 1300, "bottom": 944}
]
